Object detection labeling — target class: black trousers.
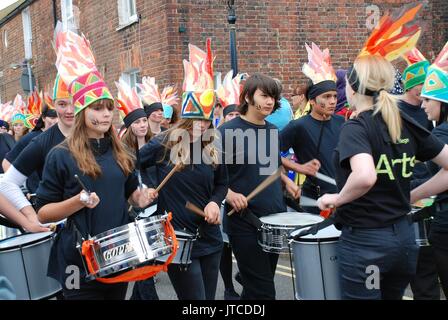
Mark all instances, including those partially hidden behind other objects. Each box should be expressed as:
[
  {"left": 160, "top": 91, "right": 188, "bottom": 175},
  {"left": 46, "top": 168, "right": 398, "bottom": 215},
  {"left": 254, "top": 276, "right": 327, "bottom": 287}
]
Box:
[
  {"left": 229, "top": 232, "right": 279, "bottom": 300},
  {"left": 168, "top": 250, "right": 222, "bottom": 300},
  {"left": 429, "top": 230, "right": 448, "bottom": 297},
  {"left": 220, "top": 242, "right": 236, "bottom": 291},
  {"left": 62, "top": 281, "right": 128, "bottom": 300},
  {"left": 130, "top": 276, "right": 159, "bottom": 300},
  {"left": 410, "top": 245, "right": 441, "bottom": 300}
]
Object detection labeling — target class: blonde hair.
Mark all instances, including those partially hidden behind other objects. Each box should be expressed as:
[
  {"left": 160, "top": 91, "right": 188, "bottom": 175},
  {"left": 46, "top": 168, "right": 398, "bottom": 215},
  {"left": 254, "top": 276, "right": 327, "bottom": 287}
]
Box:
[
  {"left": 353, "top": 55, "right": 402, "bottom": 143},
  {"left": 66, "top": 100, "right": 135, "bottom": 178},
  {"left": 161, "top": 118, "right": 218, "bottom": 170}
]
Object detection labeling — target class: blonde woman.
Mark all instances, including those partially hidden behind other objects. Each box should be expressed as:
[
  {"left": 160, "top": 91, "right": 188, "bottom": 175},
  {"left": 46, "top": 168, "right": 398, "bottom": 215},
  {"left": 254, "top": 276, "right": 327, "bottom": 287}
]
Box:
[{"left": 317, "top": 6, "right": 448, "bottom": 300}]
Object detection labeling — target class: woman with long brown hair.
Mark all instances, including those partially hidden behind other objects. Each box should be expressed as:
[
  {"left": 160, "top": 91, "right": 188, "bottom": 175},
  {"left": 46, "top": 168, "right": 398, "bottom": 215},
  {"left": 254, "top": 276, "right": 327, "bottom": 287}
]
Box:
[
  {"left": 139, "top": 39, "right": 227, "bottom": 300},
  {"left": 35, "top": 29, "right": 153, "bottom": 300}
]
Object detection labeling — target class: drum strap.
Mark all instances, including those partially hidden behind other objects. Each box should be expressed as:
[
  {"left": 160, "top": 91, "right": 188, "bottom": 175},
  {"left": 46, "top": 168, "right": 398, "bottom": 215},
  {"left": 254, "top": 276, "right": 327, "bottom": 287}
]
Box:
[
  {"left": 240, "top": 208, "right": 262, "bottom": 230},
  {"left": 80, "top": 212, "right": 179, "bottom": 284},
  {"left": 289, "top": 216, "right": 336, "bottom": 241}
]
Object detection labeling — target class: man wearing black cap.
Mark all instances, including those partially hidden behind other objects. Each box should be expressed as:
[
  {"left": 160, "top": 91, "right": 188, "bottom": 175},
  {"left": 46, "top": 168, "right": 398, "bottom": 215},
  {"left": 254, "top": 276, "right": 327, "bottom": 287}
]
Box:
[{"left": 144, "top": 102, "right": 164, "bottom": 135}]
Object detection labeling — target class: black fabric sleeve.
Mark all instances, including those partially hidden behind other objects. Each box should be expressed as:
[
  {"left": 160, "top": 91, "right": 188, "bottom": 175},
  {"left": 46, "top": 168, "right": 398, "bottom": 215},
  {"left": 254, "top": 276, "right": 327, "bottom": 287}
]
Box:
[
  {"left": 210, "top": 163, "right": 228, "bottom": 205},
  {"left": 124, "top": 171, "right": 139, "bottom": 200},
  {"left": 414, "top": 129, "right": 445, "bottom": 162},
  {"left": 139, "top": 136, "right": 164, "bottom": 170},
  {"left": 5, "top": 132, "right": 35, "bottom": 163},
  {"left": 337, "top": 120, "right": 372, "bottom": 167},
  {"left": 34, "top": 148, "right": 66, "bottom": 212},
  {"left": 279, "top": 120, "right": 299, "bottom": 152},
  {"left": 13, "top": 139, "right": 44, "bottom": 177}
]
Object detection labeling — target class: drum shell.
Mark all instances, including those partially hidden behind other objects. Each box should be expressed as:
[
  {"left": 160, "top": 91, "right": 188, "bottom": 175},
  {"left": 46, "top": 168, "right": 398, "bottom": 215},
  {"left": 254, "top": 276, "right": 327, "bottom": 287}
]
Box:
[
  {"left": 156, "top": 230, "right": 196, "bottom": 266},
  {"left": 0, "top": 233, "right": 61, "bottom": 300},
  {"left": 291, "top": 226, "right": 341, "bottom": 300},
  {"left": 258, "top": 212, "right": 323, "bottom": 253}
]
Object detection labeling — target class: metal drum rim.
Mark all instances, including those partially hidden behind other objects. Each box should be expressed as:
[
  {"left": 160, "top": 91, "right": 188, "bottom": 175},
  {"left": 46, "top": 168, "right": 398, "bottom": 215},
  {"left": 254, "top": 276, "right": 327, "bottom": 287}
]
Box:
[{"left": 0, "top": 232, "right": 54, "bottom": 251}]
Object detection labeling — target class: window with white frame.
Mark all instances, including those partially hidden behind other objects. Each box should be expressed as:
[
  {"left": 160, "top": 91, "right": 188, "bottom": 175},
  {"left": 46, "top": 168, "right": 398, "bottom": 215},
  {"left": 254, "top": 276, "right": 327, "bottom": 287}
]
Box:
[
  {"left": 21, "top": 7, "right": 32, "bottom": 59},
  {"left": 120, "top": 70, "right": 140, "bottom": 89},
  {"left": 61, "top": 0, "right": 77, "bottom": 31},
  {"left": 117, "top": 0, "right": 138, "bottom": 28}
]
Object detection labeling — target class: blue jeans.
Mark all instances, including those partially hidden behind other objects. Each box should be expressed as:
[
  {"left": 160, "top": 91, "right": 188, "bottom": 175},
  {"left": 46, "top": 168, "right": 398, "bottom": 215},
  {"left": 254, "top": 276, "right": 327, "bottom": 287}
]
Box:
[{"left": 338, "top": 216, "right": 418, "bottom": 300}]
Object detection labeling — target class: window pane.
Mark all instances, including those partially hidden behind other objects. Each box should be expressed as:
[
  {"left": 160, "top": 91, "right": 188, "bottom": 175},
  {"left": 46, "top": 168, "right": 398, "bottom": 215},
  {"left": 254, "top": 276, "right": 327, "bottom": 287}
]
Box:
[{"left": 129, "top": 0, "right": 136, "bottom": 17}]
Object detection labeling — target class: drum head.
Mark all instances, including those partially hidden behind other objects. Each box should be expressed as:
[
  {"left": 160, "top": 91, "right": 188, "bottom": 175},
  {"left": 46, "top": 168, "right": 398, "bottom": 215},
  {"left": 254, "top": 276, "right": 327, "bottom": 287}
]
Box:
[
  {"left": 260, "top": 212, "right": 323, "bottom": 226},
  {"left": 0, "top": 232, "right": 53, "bottom": 251},
  {"left": 295, "top": 225, "right": 341, "bottom": 242}
]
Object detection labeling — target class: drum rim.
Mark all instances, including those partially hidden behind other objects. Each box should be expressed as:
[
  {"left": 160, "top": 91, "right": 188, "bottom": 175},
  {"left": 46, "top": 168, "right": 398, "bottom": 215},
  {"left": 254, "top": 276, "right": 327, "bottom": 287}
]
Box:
[
  {"left": 291, "top": 237, "right": 340, "bottom": 243},
  {"left": 259, "top": 212, "right": 323, "bottom": 226},
  {"left": 0, "top": 232, "right": 54, "bottom": 251}
]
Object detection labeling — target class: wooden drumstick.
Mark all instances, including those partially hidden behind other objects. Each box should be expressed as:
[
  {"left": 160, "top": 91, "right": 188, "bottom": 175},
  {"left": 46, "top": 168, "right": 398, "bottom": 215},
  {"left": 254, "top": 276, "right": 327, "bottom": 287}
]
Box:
[
  {"left": 155, "top": 163, "right": 182, "bottom": 193},
  {"left": 227, "top": 168, "right": 282, "bottom": 216},
  {"left": 185, "top": 201, "right": 206, "bottom": 218}
]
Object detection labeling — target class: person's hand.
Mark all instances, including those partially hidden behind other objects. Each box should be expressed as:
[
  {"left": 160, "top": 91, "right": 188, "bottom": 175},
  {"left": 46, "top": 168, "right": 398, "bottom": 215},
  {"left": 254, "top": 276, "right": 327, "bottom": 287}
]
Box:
[
  {"left": 79, "top": 191, "right": 100, "bottom": 209},
  {"left": 297, "top": 159, "right": 320, "bottom": 176},
  {"left": 23, "top": 214, "right": 50, "bottom": 233},
  {"left": 285, "top": 179, "right": 301, "bottom": 199},
  {"left": 226, "top": 190, "right": 248, "bottom": 213},
  {"left": 317, "top": 193, "right": 339, "bottom": 210},
  {"left": 146, "top": 188, "right": 158, "bottom": 204},
  {"left": 204, "top": 202, "right": 221, "bottom": 225}
]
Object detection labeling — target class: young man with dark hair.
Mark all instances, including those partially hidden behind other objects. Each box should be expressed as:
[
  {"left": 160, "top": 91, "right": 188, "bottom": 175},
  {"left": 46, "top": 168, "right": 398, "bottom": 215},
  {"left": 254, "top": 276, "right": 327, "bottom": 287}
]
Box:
[
  {"left": 218, "top": 73, "right": 299, "bottom": 300},
  {"left": 280, "top": 43, "right": 344, "bottom": 214}
]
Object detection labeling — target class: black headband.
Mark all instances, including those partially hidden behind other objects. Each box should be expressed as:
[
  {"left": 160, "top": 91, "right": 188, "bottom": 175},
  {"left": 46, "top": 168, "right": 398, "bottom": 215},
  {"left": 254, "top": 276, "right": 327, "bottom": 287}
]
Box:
[
  {"left": 124, "top": 108, "right": 147, "bottom": 128},
  {"left": 43, "top": 108, "right": 57, "bottom": 118},
  {"left": 307, "top": 80, "right": 337, "bottom": 100},
  {"left": 223, "top": 104, "right": 238, "bottom": 118},
  {"left": 144, "top": 102, "right": 164, "bottom": 117},
  {"left": 348, "top": 65, "right": 387, "bottom": 103}
]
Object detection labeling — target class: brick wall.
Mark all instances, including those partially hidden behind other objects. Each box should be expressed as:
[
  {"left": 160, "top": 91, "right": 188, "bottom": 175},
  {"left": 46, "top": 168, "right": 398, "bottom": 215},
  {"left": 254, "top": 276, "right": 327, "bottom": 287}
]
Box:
[{"left": 1, "top": 0, "right": 446, "bottom": 107}]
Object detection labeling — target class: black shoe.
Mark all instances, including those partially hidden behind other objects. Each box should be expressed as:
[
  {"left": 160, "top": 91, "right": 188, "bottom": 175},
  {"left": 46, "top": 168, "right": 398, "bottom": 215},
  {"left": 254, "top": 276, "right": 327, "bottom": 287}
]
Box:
[
  {"left": 234, "top": 272, "right": 242, "bottom": 285},
  {"left": 224, "top": 288, "right": 240, "bottom": 300}
]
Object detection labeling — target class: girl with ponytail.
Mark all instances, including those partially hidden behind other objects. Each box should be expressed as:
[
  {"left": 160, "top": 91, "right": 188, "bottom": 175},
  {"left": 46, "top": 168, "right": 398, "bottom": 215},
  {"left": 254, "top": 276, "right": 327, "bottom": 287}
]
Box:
[{"left": 317, "top": 5, "right": 448, "bottom": 300}]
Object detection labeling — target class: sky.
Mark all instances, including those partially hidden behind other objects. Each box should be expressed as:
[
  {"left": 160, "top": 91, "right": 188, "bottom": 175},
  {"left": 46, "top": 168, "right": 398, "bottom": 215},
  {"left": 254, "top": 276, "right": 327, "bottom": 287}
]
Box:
[{"left": 0, "top": 0, "right": 19, "bottom": 11}]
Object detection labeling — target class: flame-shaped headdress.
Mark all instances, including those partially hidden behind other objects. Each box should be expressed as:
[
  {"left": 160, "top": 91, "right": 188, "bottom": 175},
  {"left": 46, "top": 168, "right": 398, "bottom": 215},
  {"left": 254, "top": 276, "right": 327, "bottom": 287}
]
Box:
[
  {"left": 181, "top": 38, "right": 215, "bottom": 120},
  {"left": 421, "top": 41, "right": 448, "bottom": 104},
  {"left": 55, "top": 26, "right": 113, "bottom": 115}
]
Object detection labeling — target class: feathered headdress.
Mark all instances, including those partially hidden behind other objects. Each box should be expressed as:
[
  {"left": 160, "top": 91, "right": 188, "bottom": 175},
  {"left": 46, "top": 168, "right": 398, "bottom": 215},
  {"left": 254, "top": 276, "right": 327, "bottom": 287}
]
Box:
[
  {"left": 401, "top": 48, "right": 429, "bottom": 90},
  {"left": 115, "top": 79, "right": 147, "bottom": 128},
  {"left": 11, "top": 94, "right": 28, "bottom": 126},
  {"left": 216, "top": 70, "right": 242, "bottom": 117},
  {"left": 54, "top": 24, "right": 113, "bottom": 115},
  {"left": 421, "top": 41, "right": 448, "bottom": 104},
  {"left": 302, "top": 43, "right": 337, "bottom": 100},
  {"left": 358, "top": 4, "right": 422, "bottom": 61},
  {"left": 0, "top": 101, "right": 14, "bottom": 124},
  {"left": 137, "top": 76, "right": 179, "bottom": 117},
  {"left": 181, "top": 38, "right": 216, "bottom": 120}
]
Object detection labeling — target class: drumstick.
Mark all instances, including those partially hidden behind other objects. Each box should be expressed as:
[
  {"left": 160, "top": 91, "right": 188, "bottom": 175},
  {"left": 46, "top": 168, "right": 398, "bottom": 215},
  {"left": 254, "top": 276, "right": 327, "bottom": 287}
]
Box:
[
  {"left": 228, "top": 168, "right": 282, "bottom": 216},
  {"left": 155, "top": 163, "right": 182, "bottom": 193},
  {"left": 74, "top": 174, "right": 90, "bottom": 193},
  {"left": 185, "top": 201, "right": 206, "bottom": 218}
]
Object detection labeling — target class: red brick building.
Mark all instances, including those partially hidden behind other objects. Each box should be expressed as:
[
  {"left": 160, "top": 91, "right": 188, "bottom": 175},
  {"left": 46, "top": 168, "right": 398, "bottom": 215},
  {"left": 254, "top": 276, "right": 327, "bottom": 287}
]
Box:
[{"left": 0, "top": 0, "right": 447, "bottom": 107}]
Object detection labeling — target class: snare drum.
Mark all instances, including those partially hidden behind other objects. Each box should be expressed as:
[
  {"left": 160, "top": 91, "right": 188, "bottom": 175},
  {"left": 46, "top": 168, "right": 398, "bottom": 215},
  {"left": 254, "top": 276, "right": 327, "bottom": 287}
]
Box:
[
  {"left": 0, "top": 232, "right": 62, "bottom": 300},
  {"left": 81, "top": 214, "right": 173, "bottom": 279},
  {"left": 156, "top": 229, "right": 196, "bottom": 267},
  {"left": 258, "top": 212, "right": 323, "bottom": 253},
  {"left": 291, "top": 225, "right": 341, "bottom": 300}
]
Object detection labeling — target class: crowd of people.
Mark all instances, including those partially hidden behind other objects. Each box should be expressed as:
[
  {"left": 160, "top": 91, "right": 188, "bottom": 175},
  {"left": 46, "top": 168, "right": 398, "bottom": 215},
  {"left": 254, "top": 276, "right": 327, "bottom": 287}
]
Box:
[{"left": 0, "top": 4, "right": 448, "bottom": 300}]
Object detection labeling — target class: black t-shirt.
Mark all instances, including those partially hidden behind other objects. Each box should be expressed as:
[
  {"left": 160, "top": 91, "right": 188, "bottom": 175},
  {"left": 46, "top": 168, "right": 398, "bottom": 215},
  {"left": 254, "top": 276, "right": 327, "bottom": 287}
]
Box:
[
  {"left": 5, "top": 130, "right": 42, "bottom": 163},
  {"left": 139, "top": 135, "right": 227, "bottom": 258},
  {"left": 280, "top": 114, "right": 344, "bottom": 198},
  {"left": 13, "top": 124, "right": 65, "bottom": 179},
  {"left": 398, "top": 100, "right": 434, "bottom": 131},
  {"left": 334, "top": 110, "right": 444, "bottom": 228},
  {"left": 218, "top": 116, "right": 286, "bottom": 235},
  {"left": 5, "top": 130, "right": 43, "bottom": 192},
  {"left": 0, "top": 133, "right": 15, "bottom": 174},
  {"left": 428, "top": 122, "right": 448, "bottom": 232},
  {"left": 35, "top": 138, "right": 138, "bottom": 283}
]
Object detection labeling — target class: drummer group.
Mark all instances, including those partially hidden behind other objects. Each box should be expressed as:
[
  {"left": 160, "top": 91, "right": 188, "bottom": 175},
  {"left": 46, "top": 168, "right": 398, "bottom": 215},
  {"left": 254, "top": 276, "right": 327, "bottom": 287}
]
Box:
[{"left": 1, "top": 5, "right": 448, "bottom": 300}]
